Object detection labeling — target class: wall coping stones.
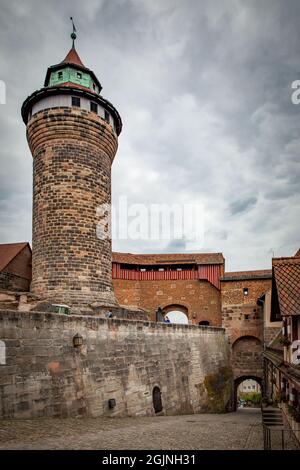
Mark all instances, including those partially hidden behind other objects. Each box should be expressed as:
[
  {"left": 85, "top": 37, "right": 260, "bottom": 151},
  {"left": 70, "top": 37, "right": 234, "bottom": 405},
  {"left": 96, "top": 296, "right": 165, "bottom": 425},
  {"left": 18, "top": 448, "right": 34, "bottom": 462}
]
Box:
[{"left": 0, "top": 309, "right": 225, "bottom": 333}]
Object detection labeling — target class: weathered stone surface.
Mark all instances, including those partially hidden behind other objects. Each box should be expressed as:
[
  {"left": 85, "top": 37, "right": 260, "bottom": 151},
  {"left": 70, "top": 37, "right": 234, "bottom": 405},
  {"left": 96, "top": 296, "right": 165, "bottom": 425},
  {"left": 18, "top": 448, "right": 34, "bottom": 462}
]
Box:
[
  {"left": 26, "top": 107, "right": 118, "bottom": 310},
  {"left": 0, "top": 409, "right": 299, "bottom": 450},
  {"left": 0, "top": 309, "right": 232, "bottom": 418}
]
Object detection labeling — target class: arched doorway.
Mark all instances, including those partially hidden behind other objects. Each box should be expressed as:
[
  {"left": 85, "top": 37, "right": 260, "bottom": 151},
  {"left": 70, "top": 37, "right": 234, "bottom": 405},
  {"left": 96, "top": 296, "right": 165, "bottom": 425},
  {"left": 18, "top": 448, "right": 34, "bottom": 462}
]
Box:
[
  {"left": 152, "top": 386, "right": 163, "bottom": 414},
  {"left": 234, "top": 376, "right": 262, "bottom": 411},
  {"left": 163, "top": 304, "right": 189, "bottom": 324}
]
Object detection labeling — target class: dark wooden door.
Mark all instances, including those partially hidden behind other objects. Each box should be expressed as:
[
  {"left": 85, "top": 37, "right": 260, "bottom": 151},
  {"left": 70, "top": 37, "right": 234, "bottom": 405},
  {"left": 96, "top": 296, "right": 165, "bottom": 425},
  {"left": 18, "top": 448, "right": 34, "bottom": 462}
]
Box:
[{"left": 153, "top": 387, "right": 163, "bottom": 413}]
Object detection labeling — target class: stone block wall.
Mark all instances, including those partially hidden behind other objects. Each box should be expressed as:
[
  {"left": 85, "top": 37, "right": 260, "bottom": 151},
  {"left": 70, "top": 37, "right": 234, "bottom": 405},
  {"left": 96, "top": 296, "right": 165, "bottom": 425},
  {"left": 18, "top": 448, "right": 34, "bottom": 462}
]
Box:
[
  {"left": 0, "top": 310, "right": 232, "bottom": 419},
  {"left": 0, "top": 272, "right": 30, "bottom": 292}
]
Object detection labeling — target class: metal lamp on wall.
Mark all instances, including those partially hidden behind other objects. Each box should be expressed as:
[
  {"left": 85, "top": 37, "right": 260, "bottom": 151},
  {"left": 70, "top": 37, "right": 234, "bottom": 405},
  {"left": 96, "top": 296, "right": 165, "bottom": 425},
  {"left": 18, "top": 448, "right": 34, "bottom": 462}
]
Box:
[{"left": 73, "top": 333, "right": 83, "bottom": 348}]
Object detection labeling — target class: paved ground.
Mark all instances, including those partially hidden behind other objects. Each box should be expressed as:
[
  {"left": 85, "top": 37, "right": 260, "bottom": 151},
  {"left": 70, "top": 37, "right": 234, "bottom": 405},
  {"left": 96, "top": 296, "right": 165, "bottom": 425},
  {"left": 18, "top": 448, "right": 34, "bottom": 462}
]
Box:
[{"left": 0, "top": 409, "right": 299, "bottom": 450}]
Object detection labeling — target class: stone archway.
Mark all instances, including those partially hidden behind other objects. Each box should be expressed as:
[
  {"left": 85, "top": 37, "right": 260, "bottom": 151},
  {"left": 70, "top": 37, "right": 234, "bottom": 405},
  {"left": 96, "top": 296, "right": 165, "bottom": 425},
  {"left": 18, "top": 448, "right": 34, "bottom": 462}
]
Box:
[
  {"left": 162, "top": 304, "right": 189, "bottom": 324},
  {"left": 230, "top": 335, "right": 263, "bottom": 411},
  {"left": 233, "top": 375, "right": 262, "bottom": 411}
]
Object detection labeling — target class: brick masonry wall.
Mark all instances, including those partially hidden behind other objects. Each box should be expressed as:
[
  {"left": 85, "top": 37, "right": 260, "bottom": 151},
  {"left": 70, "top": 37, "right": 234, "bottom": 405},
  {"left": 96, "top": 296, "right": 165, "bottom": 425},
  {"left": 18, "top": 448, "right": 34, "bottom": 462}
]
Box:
[
  {"left": 26, "top": 107, "right": 118, "bottom": 310},
  {"left": 221, "top": 278, "right": 272, "bottom": 307},
  {"left": 221, "top": 278, "right": 271, "bottom": 344},
  {"left": 221, "top": 278, "right": 271, "bottom": 382},
  {"left": 0, "top": 272, "right": 30, "bottom": 292},
  {"left": 113, "top": 279, "right": 222, "bottom": 325},
  {"left": 0, "top": 310, "right": 232, "bottom": 418}
]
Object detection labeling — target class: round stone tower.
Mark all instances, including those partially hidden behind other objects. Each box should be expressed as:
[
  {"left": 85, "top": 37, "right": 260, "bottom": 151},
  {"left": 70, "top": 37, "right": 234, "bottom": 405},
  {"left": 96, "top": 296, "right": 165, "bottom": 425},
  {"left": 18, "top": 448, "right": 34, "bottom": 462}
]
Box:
[{"left": 21, "top": 37, "right": 122, "bottom": 312}]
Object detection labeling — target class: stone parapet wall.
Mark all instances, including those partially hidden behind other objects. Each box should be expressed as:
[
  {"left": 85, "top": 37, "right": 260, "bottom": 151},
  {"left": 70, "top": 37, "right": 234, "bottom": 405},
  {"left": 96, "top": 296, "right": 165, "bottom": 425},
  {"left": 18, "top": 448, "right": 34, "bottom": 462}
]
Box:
[{"left": 0, "top": 310, "right": 232, "bottom": 419}]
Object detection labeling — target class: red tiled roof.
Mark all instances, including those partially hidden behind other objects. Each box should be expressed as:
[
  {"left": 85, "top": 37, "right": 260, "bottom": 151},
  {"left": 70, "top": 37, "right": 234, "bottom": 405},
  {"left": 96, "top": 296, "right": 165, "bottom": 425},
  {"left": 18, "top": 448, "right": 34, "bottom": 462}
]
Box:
[
  {"left": 61, "top": 47, "right": 85, "bottom": 68},
  {"left": 294, "top": 248, "right": 300, "bottom": 258},
  {"left": 222, "top": 269, "right": 272, "bottom": 281},
  {"left": 0, "top": 243, "right": 29, "bottom": 272},
  {"left": 112, "top": 252, "right": 224, "bottom": 266},
  {"left": 272, "top": 257, "right": 300, "bottom": 316}
]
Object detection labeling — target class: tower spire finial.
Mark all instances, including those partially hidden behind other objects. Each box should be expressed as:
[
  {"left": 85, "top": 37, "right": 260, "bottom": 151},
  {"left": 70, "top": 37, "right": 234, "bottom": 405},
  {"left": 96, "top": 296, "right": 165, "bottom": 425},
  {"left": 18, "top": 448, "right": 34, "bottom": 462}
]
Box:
[{"left": 70, "top": 17, "right": 77, "bottom": 48}]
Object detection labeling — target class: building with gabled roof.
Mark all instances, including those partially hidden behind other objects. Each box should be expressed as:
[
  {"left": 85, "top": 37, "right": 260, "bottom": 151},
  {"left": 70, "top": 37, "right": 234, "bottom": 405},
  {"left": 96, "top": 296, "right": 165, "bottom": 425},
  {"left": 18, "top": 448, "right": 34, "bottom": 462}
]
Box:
[
  {"left": 0, "top": 242, "right": 31, "bottom": 292},
  {"left": 264, "top": 250, "right": 300, "bottom": 444}
]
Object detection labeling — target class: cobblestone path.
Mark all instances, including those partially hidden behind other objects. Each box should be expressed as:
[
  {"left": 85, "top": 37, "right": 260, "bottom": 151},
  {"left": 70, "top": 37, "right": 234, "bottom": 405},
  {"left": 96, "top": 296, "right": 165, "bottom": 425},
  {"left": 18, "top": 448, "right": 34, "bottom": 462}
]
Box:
[{"left": 0, "top": 409, "right": 298, "bottom": 450}]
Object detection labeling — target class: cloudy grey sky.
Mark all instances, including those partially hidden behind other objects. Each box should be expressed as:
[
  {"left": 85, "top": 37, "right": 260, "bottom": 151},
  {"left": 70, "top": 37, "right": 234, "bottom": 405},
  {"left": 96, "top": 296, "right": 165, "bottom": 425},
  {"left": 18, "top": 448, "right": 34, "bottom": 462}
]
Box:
[{"left": 0, "top": 0, "right": 299, "bottom": 271}]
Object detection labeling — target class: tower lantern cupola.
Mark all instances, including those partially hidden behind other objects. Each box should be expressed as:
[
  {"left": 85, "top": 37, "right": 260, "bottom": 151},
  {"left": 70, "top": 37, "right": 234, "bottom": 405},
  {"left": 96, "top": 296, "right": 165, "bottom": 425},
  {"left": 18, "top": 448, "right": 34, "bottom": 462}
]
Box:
[
  {"left": 44, "top": 45, "right": 102, "bottom": 94},
  {"left": 45, "top": 17, "right": 102, "bottom": 93},
  {"left": 21, "top": 20, "right": 122, "bottom": 135}
]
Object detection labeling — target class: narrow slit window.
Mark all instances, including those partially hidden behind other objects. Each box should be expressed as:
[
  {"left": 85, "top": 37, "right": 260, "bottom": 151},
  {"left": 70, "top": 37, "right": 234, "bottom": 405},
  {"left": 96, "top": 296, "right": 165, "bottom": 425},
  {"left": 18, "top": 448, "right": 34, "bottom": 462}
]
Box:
[
  {"left": 58, "top": 71, "right": 63, "bottom": 79},
  {"left": 72, "top": 96, "right": 81, "bottom": 108},
  {"left": 104, "top": 110, "right": 110, "bottom": 123},
  {"left": 243, "top": 287, "right": 249, "bottom": 296},
  {"left": 90, "top": 102, "right": 98, "bottom": 113},
  {"left": 77, "top": 72, "right": 82, "bottom": 79}
]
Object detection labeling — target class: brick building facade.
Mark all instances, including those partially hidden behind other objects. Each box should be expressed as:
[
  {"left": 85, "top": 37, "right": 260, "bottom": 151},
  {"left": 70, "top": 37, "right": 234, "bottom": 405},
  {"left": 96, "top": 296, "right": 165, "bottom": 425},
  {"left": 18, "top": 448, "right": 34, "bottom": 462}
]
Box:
[
  {"left": 112, "top": 252, "right": 224, "bottom": 325},
  {"left": 264, "top": 250, "right": 300, "bottom": 444}
]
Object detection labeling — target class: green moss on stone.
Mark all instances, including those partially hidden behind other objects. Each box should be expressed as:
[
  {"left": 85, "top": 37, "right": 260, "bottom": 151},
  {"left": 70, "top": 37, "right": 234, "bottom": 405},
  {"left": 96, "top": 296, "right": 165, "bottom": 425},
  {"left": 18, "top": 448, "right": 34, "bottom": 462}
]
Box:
[{"left": 204, "top": 366, "right": 233, "bottom": 413}]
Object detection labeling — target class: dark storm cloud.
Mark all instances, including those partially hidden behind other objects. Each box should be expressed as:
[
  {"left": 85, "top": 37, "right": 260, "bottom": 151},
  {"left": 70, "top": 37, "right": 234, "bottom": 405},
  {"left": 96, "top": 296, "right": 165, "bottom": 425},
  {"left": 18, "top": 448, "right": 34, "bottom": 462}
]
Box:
[
  {"left": 0, "top": 0, "right": 299, "bottom": 270},
  {"left": 230, "top": 197, "right": 257, "bottom": 215}
]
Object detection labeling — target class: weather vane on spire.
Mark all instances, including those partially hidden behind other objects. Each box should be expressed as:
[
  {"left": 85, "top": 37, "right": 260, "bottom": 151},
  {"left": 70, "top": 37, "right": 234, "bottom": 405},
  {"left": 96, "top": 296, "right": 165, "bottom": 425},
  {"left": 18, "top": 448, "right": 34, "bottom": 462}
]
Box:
[{"left": 70, "top": 17, "right": 77, "bottom": 48}]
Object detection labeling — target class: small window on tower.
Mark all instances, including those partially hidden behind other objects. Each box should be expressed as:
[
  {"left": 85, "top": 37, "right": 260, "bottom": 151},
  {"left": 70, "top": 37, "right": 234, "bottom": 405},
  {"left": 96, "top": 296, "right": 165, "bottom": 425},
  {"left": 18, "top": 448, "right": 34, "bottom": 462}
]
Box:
[
  {"left": 243, "top": 287, "right": 249, "bottom": 296},
  {"left": 93, "top": 83, "right": 96, "bottom": 91},
  {"left": 77, "top": 72, "right": 82, "bottom": 79},
  {"left": 72, "top": 96, "right": 81, "bottom": 107},
  {"left": 104, "top": 110, "right": 110, "bottom": 123},
  {"left": 90, "top": 102, "right": 98, "bottom": 113},
  {"left": 58, "top": 71, "right": 63, "bottom": 79}
]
